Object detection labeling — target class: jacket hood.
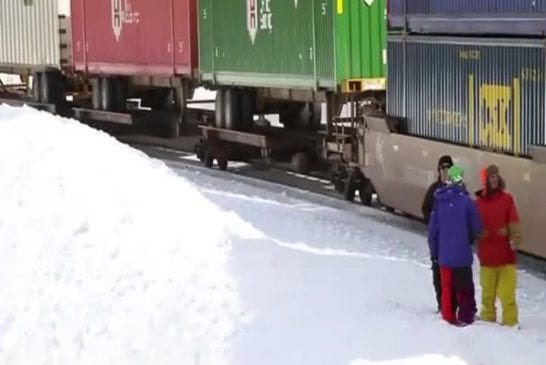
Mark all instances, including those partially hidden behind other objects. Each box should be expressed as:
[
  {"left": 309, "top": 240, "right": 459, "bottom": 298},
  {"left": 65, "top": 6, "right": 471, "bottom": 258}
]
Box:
[
  {"left": 475, "top": 174, "right": 506, "bottom": 199},
  {"left": 435, "top": 183, "right": 468, "bottom": 201}
]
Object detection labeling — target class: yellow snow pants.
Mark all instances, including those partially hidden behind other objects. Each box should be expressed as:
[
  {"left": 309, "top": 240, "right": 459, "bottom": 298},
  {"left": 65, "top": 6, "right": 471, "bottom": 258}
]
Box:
[{"left": 479, "top": 265, "right": 518, "bottom": 326}]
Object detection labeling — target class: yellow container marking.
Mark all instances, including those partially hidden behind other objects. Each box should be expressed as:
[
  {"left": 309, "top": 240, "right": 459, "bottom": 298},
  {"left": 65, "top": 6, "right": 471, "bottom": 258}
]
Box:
[
  {"left": 513, "top": 77, "right": 521, "bottom": 155},
  {"left": 337, "top": 0, "right": 344, "bottom": 14},
  {"left": 468, "top": 74, "right": 475, "bottom": 145}
]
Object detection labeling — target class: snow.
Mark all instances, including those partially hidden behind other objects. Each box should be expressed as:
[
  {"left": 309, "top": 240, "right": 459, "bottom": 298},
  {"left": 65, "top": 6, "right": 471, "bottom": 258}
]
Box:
[
  {"left": 0, "top": 104, "right": 247, "bottom": 364},
  {"left": 1, "top": 103, "right": 546, "bottom": 365},
  {"left": 175, "top": 161, "right": 546, "bottom": 365}
]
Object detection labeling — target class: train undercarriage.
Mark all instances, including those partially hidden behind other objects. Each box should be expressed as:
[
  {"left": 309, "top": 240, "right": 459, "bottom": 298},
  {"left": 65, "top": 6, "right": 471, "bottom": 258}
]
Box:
[
  {"left": 0, "top": 70, "right": 210, "bottom": 138},
  {"left": 2, "top": 74, "right": 544, "bottom": 259},
  {"left": 193, "top": 88, "right": 387, "bottom": 214},
  {"left": 194, "top": 87, "right": 546, "bottom": 259}
]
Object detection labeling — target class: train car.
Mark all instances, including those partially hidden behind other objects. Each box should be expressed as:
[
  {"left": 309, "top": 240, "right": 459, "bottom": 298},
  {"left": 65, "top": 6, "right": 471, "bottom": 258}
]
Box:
[
  {"left": 351, "top": 35, "right": 546, "bottom": 258},
  {"left": 0, "top": 0, "right": 72, "bottom": 106},
  {"left": 362, "top": 117, "right": 546, "bottom": 259},
  {"left": 387, "top": 36, "right": 545, "bottom": 157},
  {"left": 70, "top": 0, "right": 198, "bottom": 136},
  {"left": 388, "top": 0, "right": 546, "bottom": 36},
  {"left": 197, "top": 0, "right": 387, "bottom": 131}
]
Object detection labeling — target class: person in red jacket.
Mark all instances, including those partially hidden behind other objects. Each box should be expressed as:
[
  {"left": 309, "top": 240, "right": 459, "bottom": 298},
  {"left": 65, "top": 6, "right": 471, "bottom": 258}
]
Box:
[{"left": 475, "top": 165, "right": 521, "bottom": 327}]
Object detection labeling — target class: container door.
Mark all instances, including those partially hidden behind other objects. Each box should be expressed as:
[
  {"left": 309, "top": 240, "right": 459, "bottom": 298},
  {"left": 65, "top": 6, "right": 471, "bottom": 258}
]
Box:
[
  {"left": 83, "top": 0, "right": 175, "bottom": 75},
  {"left": 173, "top": 0, "right": 198, "bottom": 76},
  {"left": 70, "top": 0, "right": 86, "bottom": 71},
  {"left": 314, "top": 0, "right": 334, "bottom": 85},
  {"left": 197, "top": 0, "right": 213, "bottom": 76}
]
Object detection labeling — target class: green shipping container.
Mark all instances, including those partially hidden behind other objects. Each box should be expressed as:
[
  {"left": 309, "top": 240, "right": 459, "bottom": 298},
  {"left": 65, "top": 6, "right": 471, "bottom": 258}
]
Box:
[{"left": 198, "top": 0, "right": 386, "bottom": 93}]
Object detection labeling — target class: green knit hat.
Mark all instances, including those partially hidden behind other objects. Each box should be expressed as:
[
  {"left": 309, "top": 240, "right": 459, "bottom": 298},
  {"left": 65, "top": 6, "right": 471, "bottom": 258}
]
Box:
[{"left": 447, "top": 165, "right": 464, "bottom": 184}]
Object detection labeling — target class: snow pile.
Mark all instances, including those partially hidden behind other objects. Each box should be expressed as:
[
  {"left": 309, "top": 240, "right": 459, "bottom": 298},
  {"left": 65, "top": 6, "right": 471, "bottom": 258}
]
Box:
[{"left": 0, "top": 104, "right": 246, "bottom": 364}]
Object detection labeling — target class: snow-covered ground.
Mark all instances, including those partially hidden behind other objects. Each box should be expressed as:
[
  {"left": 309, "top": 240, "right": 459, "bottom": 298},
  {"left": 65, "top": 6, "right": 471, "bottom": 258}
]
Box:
[
  {"left": 176, "top": 162, "right": 546, "bottom": 365},
  {"left": 1, "top": 104, "right": 546, "bottom": 365}
]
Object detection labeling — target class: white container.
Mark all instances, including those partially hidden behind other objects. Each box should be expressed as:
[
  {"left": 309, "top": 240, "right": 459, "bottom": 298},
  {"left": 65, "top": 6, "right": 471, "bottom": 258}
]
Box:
[{"left": 0, "top": 0, "right": 70, "bottom": 73}]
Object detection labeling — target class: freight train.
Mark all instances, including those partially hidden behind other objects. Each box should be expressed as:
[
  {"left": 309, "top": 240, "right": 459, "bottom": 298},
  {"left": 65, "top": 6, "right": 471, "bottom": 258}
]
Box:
[{"left": 0, "top": 0, "right": 545, "bottom": 259}]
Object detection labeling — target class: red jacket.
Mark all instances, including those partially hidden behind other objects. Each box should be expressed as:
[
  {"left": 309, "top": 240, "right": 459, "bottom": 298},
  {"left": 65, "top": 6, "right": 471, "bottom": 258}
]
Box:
[{"left": 475, "top": 189, "right": 521, "bottom": 267}]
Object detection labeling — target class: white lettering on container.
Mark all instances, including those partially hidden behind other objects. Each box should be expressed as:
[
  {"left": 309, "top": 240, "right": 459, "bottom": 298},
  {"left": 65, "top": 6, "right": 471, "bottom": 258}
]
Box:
[
  {"left": 247, "top": 0, "right": 274, "bottom": 44},
  {"left": 111, "top": 0, "right": 140, "bottom": 42}
]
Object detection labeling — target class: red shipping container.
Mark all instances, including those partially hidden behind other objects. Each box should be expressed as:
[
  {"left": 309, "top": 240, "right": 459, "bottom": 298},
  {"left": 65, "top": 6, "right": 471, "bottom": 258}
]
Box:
[{"left": 71, "top": 0, "right": 198, "bottom": 77}]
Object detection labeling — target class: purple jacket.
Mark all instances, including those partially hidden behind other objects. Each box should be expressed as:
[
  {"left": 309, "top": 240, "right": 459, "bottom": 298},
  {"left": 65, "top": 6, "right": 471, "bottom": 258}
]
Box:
[{"left": 428, "top": 184, "right": 482, "bottom": 267}]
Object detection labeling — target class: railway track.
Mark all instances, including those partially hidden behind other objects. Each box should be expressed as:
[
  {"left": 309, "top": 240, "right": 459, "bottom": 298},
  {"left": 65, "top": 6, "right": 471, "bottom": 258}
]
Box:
[{"left": 130, "top": 140, "right": 546, "bottom": 279}]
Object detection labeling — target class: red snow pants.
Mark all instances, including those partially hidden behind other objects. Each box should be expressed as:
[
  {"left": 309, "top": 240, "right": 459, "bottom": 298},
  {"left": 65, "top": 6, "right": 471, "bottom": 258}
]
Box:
[{"left": 440, "top": 266, "right": 477, "bottom": 325}]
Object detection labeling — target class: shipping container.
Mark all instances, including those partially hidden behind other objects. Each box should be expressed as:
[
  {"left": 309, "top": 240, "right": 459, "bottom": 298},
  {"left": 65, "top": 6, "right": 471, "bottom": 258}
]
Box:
[
  {"left": 198, "top": 0, "right": 386, "bottom": 93},
  {"left": 0, "top": 0, "right": 70, "bottom": 73},
  {"left": 71, "top": 0, "right": 198, "bottom": 77},
  {"left": 388, "top": 0, "right": 546, "bottom": 36},
  {"left": 387, "top": 36, "right": 546, "bottom": 156}
]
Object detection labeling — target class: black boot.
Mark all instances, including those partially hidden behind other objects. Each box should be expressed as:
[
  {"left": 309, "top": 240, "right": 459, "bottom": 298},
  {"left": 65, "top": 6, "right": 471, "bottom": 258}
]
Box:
[{"left": 432, "top": 260, "right": 442, "bottom": 311}]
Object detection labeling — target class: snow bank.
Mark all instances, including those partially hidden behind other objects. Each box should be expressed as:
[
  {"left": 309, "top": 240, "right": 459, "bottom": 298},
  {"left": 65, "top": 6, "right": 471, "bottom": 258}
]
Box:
[{"left": 0, "top": 104, "right": 246, "bottom": 364}]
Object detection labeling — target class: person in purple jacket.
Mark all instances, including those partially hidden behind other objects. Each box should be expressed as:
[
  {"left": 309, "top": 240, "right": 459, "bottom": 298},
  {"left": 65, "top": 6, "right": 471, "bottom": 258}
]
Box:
[{"left": 428, "top": 165, "right": 482, "bottom": 326}]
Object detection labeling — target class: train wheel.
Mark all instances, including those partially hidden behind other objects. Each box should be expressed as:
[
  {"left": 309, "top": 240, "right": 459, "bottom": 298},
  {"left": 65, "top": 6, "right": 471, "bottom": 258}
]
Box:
[
  {"left": 329, "top": 162, "right": 347, "bottom": 193},
  {"left": 344, "top": 181, "right": 356, "bottom": 202},
  {"left": 333, "top": 177, "right": 345, "bottom": 194},
  {"left": 194, "top": 137, "right": 206, "bottom": 161},
  {"left": 204, "top": 146, "right": 214, "bottom": 168},
  {"left": 224, "top": 88, "right": 241, "bottom": 130},
  {"left": 358, "top": 180, "right": 374, "bottom": 206},
  {"left": 291, "top": 152, "right": 309, "bottom": 174},
  {"left": 215, "top": 89, "right": 226, "bottom": 128},
  {"left": 32, "top": 72, "right": 42, "bottom": 102},
  {"left": 343, "top": 168, "right": 358, "bottom": 202},
  {"left": 217, "top": 157, "right": 228, "bottom": 171},
  {"left": 215, "top": 146, "right": 229, "bottom": 170}
]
